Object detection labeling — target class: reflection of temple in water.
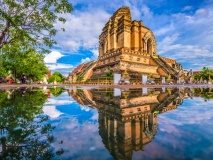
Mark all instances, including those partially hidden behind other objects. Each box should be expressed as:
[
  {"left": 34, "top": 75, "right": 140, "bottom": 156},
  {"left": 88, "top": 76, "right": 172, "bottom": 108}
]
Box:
[{"left": 68, "top": 88, "right": 188, "bottom": 159}]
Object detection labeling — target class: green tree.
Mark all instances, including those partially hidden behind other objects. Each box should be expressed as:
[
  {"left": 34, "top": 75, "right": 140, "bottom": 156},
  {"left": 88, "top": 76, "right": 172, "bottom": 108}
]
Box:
[
  {"left": 193, "top": 88, "right": 213, "bottom": 102},
  {"left": 24, "top": 52, "right": 48, "bottom": 81},
  {"left": 193, "top": 73, "right": 200, "bottom": 80},
  {"left": 201, "top": 67, "right": 213, "bottom": 80},
  {"left": 1, "top": 43, "right": 48, "bottom": 82},
  {"left": 0, "top": 0, "right": 73, "bottom": 52},
  {"left": 0, "top": 91, "right": 7, "bottom": 103},
  {"left": 49, "top": 87, "right": 65, "bottom": 97},
  {"left": 0, "top": 48, "right": 7, "bottom": 76},
  {"left": 47, "top": 75, "right": 56, "bottom": 83},
  {"left": 193, "top": 68, "right": 213, "bottom": 81},
  {"left": 47, "top": 72, "right": 64, "bottom": 83},
  {"left": 0, "top": 65, "right": 7, "bottom": 77},
  {"left": 52, "top": 72, "right": 63, "bottom": 78}
]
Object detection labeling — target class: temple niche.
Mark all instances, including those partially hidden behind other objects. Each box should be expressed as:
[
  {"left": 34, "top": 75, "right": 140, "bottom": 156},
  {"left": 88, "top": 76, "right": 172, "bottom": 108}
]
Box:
[{"left": 68, "top": 6, "right": 184, "bottom": 84}]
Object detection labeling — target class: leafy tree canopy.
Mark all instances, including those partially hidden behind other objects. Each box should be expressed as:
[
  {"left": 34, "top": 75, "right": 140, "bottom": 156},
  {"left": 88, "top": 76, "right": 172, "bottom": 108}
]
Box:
[
  {"left": 53, "top": 71, "right": 63, "bottom": 78},
  {"left": 0, "top": 0, "right": 73, "bottom": 52},
  {"left": 193, "top": 67, "right": 213, "bottom": 80},
  {"left": 49, "top": 87, "right": 65, "bottom": 97},
  {"left": 0, "top": 63, "right": 7, "bottom": 76},
  {"left": 193, "top": 88, "right": 213, "bottom": 102},
  {"left": 48, "top": 71, "right": 65, "bottom": 83},
  {"left": 1, "top": 43, "right": 48, "bottom": 81}
]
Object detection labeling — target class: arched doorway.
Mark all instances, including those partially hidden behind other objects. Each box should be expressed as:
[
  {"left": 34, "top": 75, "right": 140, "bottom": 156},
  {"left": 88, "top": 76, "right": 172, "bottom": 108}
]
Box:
[{"left": 147, "top": 39, "right": 152, "bottom": 55}]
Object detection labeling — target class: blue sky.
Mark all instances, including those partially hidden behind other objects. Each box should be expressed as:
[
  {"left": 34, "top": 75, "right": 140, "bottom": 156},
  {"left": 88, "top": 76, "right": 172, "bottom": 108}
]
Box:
[{"left": 44, "top": 0, "right": 213, "bottom": 76}]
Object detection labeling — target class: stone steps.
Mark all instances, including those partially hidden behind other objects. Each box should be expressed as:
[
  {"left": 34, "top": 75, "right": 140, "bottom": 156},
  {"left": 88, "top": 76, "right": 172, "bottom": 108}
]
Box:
[{"left": 151, "top": 56, "right": 178, "bottom": 78}]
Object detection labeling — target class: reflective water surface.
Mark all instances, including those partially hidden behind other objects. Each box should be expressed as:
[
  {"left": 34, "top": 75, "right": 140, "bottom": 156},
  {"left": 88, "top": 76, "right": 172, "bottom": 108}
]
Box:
[{"left": 0, "top": 87, "right": 213, "bottom": 160}]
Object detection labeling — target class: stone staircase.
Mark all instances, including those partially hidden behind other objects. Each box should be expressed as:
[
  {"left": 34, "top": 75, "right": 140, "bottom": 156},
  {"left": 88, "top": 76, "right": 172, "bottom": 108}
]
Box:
[
  {"left": 79, "top": 60, "right": 96, "bottom": 77},
  {"left": 152, "top": 90, "right": 179, "bottom": 113},
  {"left": 151, "top": 56, "right": 178, "bottom": 78},
  {"left": 76, "top": 90, "right": 95, "bottom": 106}
]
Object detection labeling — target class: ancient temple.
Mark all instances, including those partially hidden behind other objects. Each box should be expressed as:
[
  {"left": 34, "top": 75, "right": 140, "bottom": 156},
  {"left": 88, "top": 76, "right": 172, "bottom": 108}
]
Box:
[
  {"left": 68, "top": 6, "right": 184, "bottom": 84},
  {"left": 68, "top": 87, "right": 186, "bottom": 159}
]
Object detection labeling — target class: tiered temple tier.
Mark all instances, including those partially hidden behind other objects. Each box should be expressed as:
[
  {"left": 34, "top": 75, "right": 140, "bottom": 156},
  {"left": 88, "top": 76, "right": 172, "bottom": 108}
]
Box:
[
  {"left": 98, "top": 48, "right": 151, "bottom": 61},
  {"left": 93, "top": 47, "right": 160, "bottom": 78}
]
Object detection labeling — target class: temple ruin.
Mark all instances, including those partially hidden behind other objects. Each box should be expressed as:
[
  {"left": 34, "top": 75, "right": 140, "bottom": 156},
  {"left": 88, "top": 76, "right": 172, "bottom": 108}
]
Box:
[{"left": 68, "top": 6, "right": 185, "bottom": 84}]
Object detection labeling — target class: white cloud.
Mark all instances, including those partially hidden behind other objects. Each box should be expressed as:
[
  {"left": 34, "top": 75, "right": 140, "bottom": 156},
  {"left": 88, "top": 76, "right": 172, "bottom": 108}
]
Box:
[
  {"left": 155, "top": 4, "right": 213, "bottom": 70},
  {"left": 158, "top": 33, "right": 179, "bottom": 47},
  {"left": 91, "top": 49, "right": 99, "bottom": 59},
  {"left": 154, "top": 24, "right": 175, "bottom": 36},
  {"left": 90, "top": 111, "right": 98, "bottom": 120},
  {"left": 182, "top": 6, "right": 192, "bottom": 11},
  {"left": 53, "top": 9, "right": 110, "bottom": 52},
  {"left": 45, "top": 98, "right": 74, "bottom": 105},
  {"left": 159, "top": 98, "right": 213, "bottom": 127},
  {"left": 46, "top": 63, "right": 73, "bottom": 70},
  {"left": 44, "top": 51, "right": 74, "bottom": 76},
  {"left": 49, "top": 116, "right": 106, "bottom": 159},
  {"left": 80, "top": 49, "right": 99, "bottom": 64},
  {"left": 195, "top": 8, "right": 208, "bottom": 17},
  {"left": 44, "top": 51, "right": 64, "bottom": 63},
  {"left": 45, "top": 63, "right": 73, "bottom": 76},
  {"left": 80, "top": 106, "right": 91, "bottom": 112},
  {"left": 141, "top": 5, "right": 153, "bottom": 19},
  {"left": 158, "top": 33, "right": 213, "bottom": 61},
  {"left": 42, "top": 105, "right": 63, "bottom": 118},
  {"left": 81, "top": 57, "right": 91, "bottom": 63}
]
